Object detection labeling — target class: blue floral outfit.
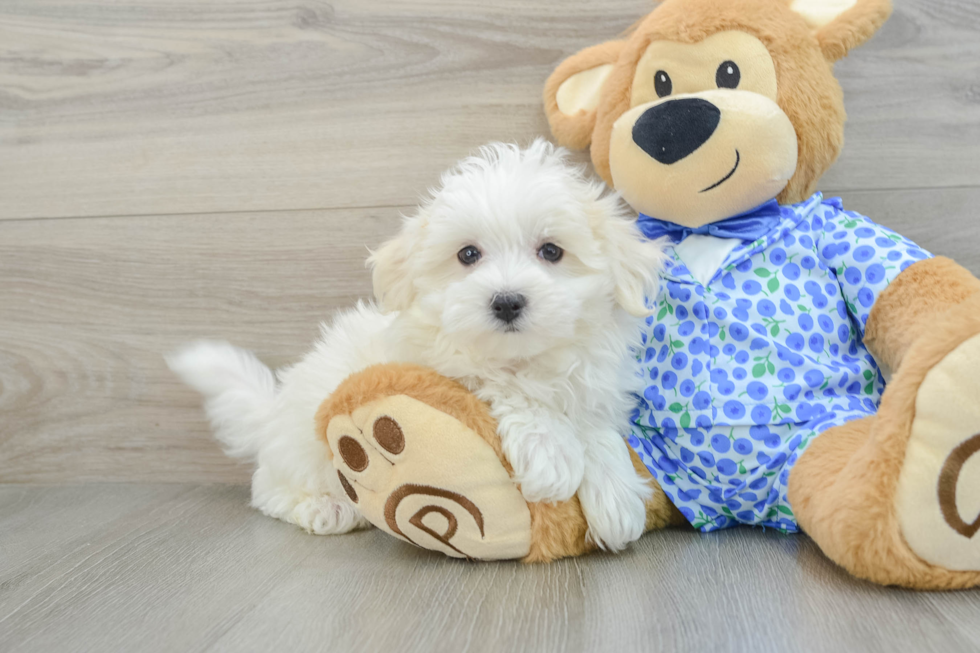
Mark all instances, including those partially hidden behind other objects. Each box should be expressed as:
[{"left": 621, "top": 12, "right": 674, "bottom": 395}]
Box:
[{"left": 627, "top": 193, "right": 931, "bottom": 532}]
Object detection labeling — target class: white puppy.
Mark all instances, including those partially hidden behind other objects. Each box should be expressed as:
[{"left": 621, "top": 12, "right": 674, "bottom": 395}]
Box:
[{"left": 169, "top": 140, "right": 667, "bottom": 550}]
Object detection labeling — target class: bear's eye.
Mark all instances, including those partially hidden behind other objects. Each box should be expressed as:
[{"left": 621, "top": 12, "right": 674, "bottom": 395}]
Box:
[
  {"left": 537, "top": 243, "right": 564, "bottom": 263},
  {"left": 716, "top": 61, "right": 740, "bottom": 89},
  {"left": 654, "top": 70, "right": 672, "bottom": 98},
  {"left": 457, "top": 245, "right": 482, "bottom": 266}
]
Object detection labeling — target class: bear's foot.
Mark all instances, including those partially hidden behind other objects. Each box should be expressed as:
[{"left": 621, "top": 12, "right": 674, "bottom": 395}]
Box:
[
  {"left": 791, "top": 298, "right": 980, "bottom": 589},
  {"left": 315, "top": 363, "right": 679, "bottom": 563},
  {"left": 896, "top": 332, "right": 980, "bottom": 571},
  {"left": 324, "top": 393, "right": 533, "bottom": 560}
]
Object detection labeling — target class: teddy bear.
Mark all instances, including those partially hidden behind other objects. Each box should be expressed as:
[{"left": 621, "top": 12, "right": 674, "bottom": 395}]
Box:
[{"left": 315, "top": 0, "right": 980, "bottom": 589}]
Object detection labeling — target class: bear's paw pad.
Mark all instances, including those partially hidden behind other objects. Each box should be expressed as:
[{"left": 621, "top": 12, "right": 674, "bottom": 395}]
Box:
[
  {"left": 897, "top": 333, "right": 980, "bottom": 571},
  {"left": 327, "top": 395, "right": 532, "bottom": 560}
]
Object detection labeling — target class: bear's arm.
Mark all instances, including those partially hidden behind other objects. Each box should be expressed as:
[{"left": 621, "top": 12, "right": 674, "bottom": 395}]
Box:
[
  {"left": 812, "top": 205, "right": 929, "bottom": 374},
  {"left": 813, "top": 206, "right": 929, "bottom": 329},
  {"left": 864, "top": 256, "right": 980, "bottom": 375},
  {"left": 812, "top": 204, "right": 980, "bottom": 376}
]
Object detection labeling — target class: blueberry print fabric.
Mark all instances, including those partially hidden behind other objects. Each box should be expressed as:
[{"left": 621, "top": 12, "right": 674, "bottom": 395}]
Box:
[{"left": 627, "top": 193, "right": 932, "bottom": 532}]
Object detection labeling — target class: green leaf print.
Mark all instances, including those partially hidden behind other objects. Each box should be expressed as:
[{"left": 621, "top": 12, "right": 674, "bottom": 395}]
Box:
[
  {"left": 770, "top": 325, "right": 780, "bottom": 337},
  {"left": 767, "top": 361, "right": 776, "bottom": 375},
  {"left": 669, "top": 402, "right": 684, "bottom": 414},
  {"left": 776, "top": 505, "right": 794, "bottom": 516},
  {"left": 680, "top": 412, "right": 692, "bottom": 429},
  {"left": 692, "top": 511, "right": 713, "bottom": 530},
  {"left": 863, "top": 369, "right": 874, "bottom": 380},
  {"left": 753, "top": 363, "right": 767, "bottom": 378},
  {"left": 767, "top": 277, "right": 780, "bottom": 293},
  {"left": 754, "top": 268, "right": 771, "bottom": 278},
  {"left": 864, "top": 381, "right": 875, "bottom": 395},
  {"left": 657, "top": 306, "right": 669, "bottom": 320}
]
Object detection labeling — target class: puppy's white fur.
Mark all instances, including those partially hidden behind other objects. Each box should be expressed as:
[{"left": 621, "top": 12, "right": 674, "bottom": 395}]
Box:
[{"left": 169, "top": 140, "right": 667, "bottom": 550}]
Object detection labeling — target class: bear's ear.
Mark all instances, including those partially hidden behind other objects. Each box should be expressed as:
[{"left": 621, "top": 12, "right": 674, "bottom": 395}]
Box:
[
  {"left": 544, "top": 40, "right": 625, "bottom": 150},
  {"left": 789, "top": 0, "right": 892, "bottom": 62}
]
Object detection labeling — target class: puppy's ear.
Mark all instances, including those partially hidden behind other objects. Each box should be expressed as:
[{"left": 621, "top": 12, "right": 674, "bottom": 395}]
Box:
[
  {"left": 595, "top": 208, "right": 666, "bottom": 318},
  {"left": 368, "top": 214, "right": 421, "bottom": 313},
  {"left": 544, "top": 40, "right": 625, "bottom": 151}
]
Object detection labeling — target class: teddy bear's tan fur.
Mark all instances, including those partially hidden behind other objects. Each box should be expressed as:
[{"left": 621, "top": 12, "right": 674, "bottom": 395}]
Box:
[
  {"left": 791, "top": 276, "right": 980, "bottom": 589},
  {"left": 317, "top": 363, "right": 684, "bottom": 563},
  {"left": 545, "top": 0, "right": 891, "bottom": 210},
  {"left": 317, "top": 0, "right": 980, "bottom": 588}
]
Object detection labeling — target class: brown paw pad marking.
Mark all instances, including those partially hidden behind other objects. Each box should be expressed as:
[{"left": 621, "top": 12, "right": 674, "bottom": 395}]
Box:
[
  {"left": 939, "top": 433, "right": 980, "bottom": 538},
  {"left": 384, "top": 484, "right": 484, "bottom": 559},
  {"left": 338, "top": 471, "right": 357, "bottom": 503},
  {"left": 373, "top": 416, "right": 405, "bottom": 454},
  {"left": 338, "top": 436, "right": 368, "bottom": 472}
]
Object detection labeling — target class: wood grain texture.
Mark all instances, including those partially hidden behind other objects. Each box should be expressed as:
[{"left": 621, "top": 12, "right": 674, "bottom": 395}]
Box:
[
  {"left": 1, "top": 484, "right": 979, "bottom": 653},
  {"left": 0, "top": 207, "right": 404, "bottom": 483},
  {"left": 2, "top": 188, "right": 980, "bottom": 484},
  {"left": 2, "top": 1, "right": 979, "bottom": 647},
  {"left": 2, "top": 0, "right": 979, "bottom": 220}
]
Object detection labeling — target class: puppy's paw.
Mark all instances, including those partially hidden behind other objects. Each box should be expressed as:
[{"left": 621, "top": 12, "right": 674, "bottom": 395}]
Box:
[
  {"left": 578, "top": 470, "right": 652, "bottom": 551},
  {"left": 503, "top": 424, "right": 585, "bottom": 504},
  {"left": 292, "top": 494, "right": 367, "bottom": 535}
]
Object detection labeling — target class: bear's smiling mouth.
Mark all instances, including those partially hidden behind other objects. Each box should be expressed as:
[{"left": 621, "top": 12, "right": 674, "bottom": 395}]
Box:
[{"left": 699, "top": 150, "right": 740, "bottom": 193}]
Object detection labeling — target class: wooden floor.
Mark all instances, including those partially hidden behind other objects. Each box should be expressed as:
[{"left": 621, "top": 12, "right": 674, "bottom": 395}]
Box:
[
  {"left": 2, "top": 484, "right": 980, "bottom": 653},
  {"left": 2, "top": 0, "right": 980, "bottom": 650}
]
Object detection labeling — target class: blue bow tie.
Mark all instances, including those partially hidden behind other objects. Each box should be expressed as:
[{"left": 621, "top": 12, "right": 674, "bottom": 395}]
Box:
[{"left": 637, "top": 199, "right": 786, "bottom": 244}]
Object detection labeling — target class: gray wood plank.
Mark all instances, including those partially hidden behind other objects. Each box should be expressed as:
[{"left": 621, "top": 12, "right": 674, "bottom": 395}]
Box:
[
  {"left": 826, "top": 0, "right": 980, "bottom": 191},
  {"left": 2, "top": 0, "right": 979, "bottom": 220},
  {"left": 3, "top": 188, "right": 980, "bottom": 484},
  {"left": 0, "top": 484, "right": 978, "bottom": 653},
  {"left": 831, "top": 186, "right": 980, "bottom": 265},
  {"left": 2, "top": 2, "right": 979, "bottom": 649},
  {"left": 0, "top": 207, "right": 404, "bottom": 484},
  {"left": 0, "top": 0, "right": 640, "bottom": 220}
]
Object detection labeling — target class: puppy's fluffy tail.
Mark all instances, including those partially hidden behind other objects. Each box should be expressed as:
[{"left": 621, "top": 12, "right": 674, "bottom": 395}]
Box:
[{"left": 166, "top": 341, "right": 277, "bottom": 461}]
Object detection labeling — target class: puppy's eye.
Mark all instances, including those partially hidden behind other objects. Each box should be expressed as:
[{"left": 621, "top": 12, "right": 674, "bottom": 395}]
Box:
[
  {"left": 716, "top": 61, "right": 740, "bottom": 89},
  {"left": 654, "top": 70, "right": 672, "bottom": 98},
  {"left": 457, "top": 245, "right": 482, "bottom": 266},
  {"left": 538, "top": 243, "right": 564, "bottom": 263}
]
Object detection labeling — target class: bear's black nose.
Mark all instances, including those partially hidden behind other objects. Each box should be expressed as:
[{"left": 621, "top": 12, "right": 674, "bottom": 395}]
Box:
[
  {"left": 490, "top": 293, "right": 526, "bottom": 325},
  {"left": 632, "top": 98, "right": 721, "bottom": 165}
]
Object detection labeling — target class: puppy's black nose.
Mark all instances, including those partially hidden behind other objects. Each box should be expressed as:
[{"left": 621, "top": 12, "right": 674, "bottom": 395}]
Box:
[
  {"left": 632, "top": 98, "right": 721, "bottom": 165},
  {"left": 490, "top": 293, "right": 526, "bottom": 325}
]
